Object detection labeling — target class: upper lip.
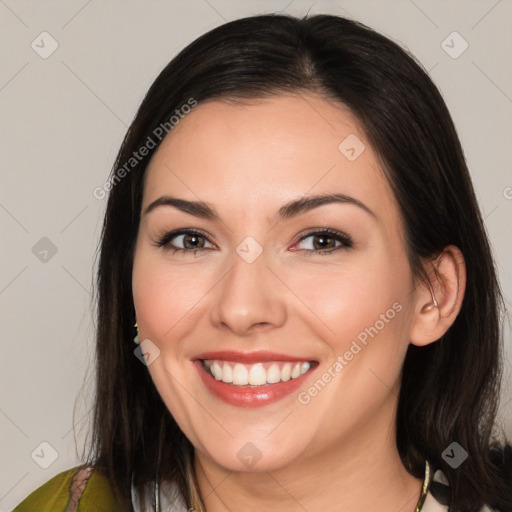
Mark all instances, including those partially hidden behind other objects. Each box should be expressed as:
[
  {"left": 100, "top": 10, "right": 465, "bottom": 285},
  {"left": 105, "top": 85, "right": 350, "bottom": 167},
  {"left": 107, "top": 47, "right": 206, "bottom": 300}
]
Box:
[{"left": 194, "top": 350, "right": 316, "bottom": 364}]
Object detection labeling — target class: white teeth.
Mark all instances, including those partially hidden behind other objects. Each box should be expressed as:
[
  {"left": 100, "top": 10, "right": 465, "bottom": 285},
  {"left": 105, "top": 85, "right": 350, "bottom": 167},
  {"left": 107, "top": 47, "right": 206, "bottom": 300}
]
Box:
[
  {"left": 203, "top": 359, "right": 313, "bottom": 386},
  {"left": 233, "top": 363, "right": 249, "bottom": 385},
  {"left": 266, "top": 364, "right": 281, "bottom": 384},
  {"left": 212, "top": 361, "right": 223, "bottom": 380},
  {"left": 248, "top": 363, "right": 267, "bottom": 385},
  {"left": 221, "top": 363, "right": 233, "bottom": 383},
  {"left": 300, "top": 362, "right": 310, "bottom": 374}
]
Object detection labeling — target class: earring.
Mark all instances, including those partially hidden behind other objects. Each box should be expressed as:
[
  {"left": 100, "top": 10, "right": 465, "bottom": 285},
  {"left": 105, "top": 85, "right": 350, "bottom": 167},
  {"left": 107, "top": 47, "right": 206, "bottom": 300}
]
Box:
[{"left": 133, "top": 322, "right": 140, "bottom": 345}]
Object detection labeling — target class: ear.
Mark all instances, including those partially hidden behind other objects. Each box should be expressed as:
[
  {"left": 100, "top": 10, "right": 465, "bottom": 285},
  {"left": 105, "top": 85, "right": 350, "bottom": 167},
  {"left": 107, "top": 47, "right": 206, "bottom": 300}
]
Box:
[{"left": 409, "top": 245, "right": 466, "bottom": 347}]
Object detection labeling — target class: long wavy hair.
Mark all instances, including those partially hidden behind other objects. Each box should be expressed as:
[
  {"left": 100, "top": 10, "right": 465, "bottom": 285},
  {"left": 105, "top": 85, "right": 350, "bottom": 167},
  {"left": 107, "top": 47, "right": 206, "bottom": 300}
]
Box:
[{"left": 81, "top": 13, "right": 512, "bottom": 512}]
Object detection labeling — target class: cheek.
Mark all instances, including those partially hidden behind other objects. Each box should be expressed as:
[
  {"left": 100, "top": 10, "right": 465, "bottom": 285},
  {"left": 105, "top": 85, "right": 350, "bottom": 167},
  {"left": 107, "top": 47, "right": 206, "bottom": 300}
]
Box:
[
  {"left": 287, "top": 250, "right": 411, "bottom": 355},
  {"left": 132, "top": 250, "right": 210, "bottom": 343}
]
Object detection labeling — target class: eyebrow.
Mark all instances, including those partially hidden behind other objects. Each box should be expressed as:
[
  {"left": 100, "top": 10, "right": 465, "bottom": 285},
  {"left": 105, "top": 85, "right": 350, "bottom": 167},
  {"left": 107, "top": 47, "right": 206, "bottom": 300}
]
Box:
[{"left": 143, "top": 193, "right": 377, "bottom": 222}]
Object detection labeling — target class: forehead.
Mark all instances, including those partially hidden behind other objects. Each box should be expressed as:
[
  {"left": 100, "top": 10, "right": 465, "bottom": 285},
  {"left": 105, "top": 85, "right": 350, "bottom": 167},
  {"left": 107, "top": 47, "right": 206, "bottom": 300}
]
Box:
[{"left": 142, "top": 93, "right": 398, "bottom": 225}]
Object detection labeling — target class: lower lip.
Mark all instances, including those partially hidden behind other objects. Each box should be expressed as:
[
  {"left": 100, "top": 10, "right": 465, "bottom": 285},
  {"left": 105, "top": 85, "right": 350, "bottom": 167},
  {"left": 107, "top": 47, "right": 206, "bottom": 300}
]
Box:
[{"left": 194, "top": 360, "right": 316, "bottom": 408}]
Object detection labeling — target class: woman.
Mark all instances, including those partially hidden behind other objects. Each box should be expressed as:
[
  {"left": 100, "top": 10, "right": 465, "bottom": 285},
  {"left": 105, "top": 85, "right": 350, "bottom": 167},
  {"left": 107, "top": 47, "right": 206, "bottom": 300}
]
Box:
[{"left": 13, "top": 12, "right": 512, "bottom": 512}]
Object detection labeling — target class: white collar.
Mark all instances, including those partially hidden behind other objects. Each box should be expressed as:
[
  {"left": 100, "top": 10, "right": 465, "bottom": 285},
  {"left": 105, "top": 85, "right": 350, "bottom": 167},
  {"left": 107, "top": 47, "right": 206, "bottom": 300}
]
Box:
[{"left": 131, "top": 474, "right": 188, "bottom": 512}]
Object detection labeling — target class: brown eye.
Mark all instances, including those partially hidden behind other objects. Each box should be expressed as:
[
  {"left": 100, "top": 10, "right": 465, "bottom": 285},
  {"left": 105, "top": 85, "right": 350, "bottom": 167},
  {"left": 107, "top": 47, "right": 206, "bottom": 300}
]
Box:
[
  {"left": 295, "top": 229, "right": 353, "bottom": 255},
  {"left": 312, "top": 233, "right": 336, "bottom": 250},
  {"left": 181, "top": 233, "right": 206, "bottom": 249},
  {"left": 154, "top": 229, "right": 214, "bottom": 254}
]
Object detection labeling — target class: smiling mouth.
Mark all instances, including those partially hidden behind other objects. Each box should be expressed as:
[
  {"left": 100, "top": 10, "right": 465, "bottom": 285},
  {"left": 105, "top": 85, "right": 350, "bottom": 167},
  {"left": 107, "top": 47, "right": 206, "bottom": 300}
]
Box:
[{"left": 200, "top": 359, "right": 315, "bottom": 386}]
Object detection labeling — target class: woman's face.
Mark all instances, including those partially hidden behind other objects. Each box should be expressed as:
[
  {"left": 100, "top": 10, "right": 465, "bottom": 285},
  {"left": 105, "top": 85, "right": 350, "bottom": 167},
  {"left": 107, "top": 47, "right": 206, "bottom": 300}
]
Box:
[{"left": 132, "top": 93, "right": 421, "bottom": 472}]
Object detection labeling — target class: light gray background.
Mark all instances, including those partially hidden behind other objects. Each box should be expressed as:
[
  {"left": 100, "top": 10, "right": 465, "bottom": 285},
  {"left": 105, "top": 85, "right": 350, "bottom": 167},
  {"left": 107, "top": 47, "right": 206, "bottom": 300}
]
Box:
[{"left": 1, "top": 1, "right": 511, "bottom": 510}]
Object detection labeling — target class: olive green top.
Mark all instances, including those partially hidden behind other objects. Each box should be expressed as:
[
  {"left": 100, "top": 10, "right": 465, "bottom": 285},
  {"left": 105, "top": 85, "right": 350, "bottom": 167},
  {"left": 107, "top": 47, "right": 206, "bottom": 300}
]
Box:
[{"left": 12, "top": 465, "right": 121, "bottom": 512}]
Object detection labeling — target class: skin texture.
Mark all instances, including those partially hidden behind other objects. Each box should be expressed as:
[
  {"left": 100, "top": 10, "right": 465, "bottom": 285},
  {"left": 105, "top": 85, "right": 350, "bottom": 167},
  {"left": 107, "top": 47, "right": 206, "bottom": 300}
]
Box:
[{"left": 132, "top": 93, "right": 466, "bottom": 512}]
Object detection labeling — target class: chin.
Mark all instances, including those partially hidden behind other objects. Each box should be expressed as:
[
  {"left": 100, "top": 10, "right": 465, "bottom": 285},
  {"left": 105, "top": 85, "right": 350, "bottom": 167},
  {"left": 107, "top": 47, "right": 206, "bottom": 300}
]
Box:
[{"left": 197, "top": 439, "right": 302, "bottom": 473}]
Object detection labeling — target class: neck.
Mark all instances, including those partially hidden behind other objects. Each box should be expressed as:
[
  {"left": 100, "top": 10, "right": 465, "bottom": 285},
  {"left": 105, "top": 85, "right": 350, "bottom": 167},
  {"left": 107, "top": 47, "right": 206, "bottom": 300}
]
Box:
[{"left": 193, "top": 416, "right": 424, "bottom": 512}]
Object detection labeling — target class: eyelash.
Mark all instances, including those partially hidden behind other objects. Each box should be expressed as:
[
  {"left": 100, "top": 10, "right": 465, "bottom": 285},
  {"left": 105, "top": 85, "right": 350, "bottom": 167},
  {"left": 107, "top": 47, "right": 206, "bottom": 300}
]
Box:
[{"left": 153, "top": 228, "right": 353, "bottom": 257}]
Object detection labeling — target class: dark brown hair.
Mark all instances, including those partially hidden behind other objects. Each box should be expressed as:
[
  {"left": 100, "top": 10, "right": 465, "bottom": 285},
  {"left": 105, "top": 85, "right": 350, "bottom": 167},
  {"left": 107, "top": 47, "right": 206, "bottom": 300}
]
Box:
[{"left": 81, "top": 13, "right": 512, "bottom": 512}]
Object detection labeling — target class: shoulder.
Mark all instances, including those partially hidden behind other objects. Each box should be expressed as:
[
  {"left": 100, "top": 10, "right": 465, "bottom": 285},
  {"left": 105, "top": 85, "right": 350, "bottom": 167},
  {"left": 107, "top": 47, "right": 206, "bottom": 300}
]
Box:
[{"left": 11, "top": 464, "right": 122, "bottom": 512}]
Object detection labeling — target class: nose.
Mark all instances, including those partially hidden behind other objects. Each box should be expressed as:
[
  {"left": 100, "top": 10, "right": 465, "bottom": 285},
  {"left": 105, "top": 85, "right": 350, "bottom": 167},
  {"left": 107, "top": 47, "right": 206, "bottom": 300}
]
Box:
[{"left": 209, "top": 247, "right": 287, "bottom": 337}]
